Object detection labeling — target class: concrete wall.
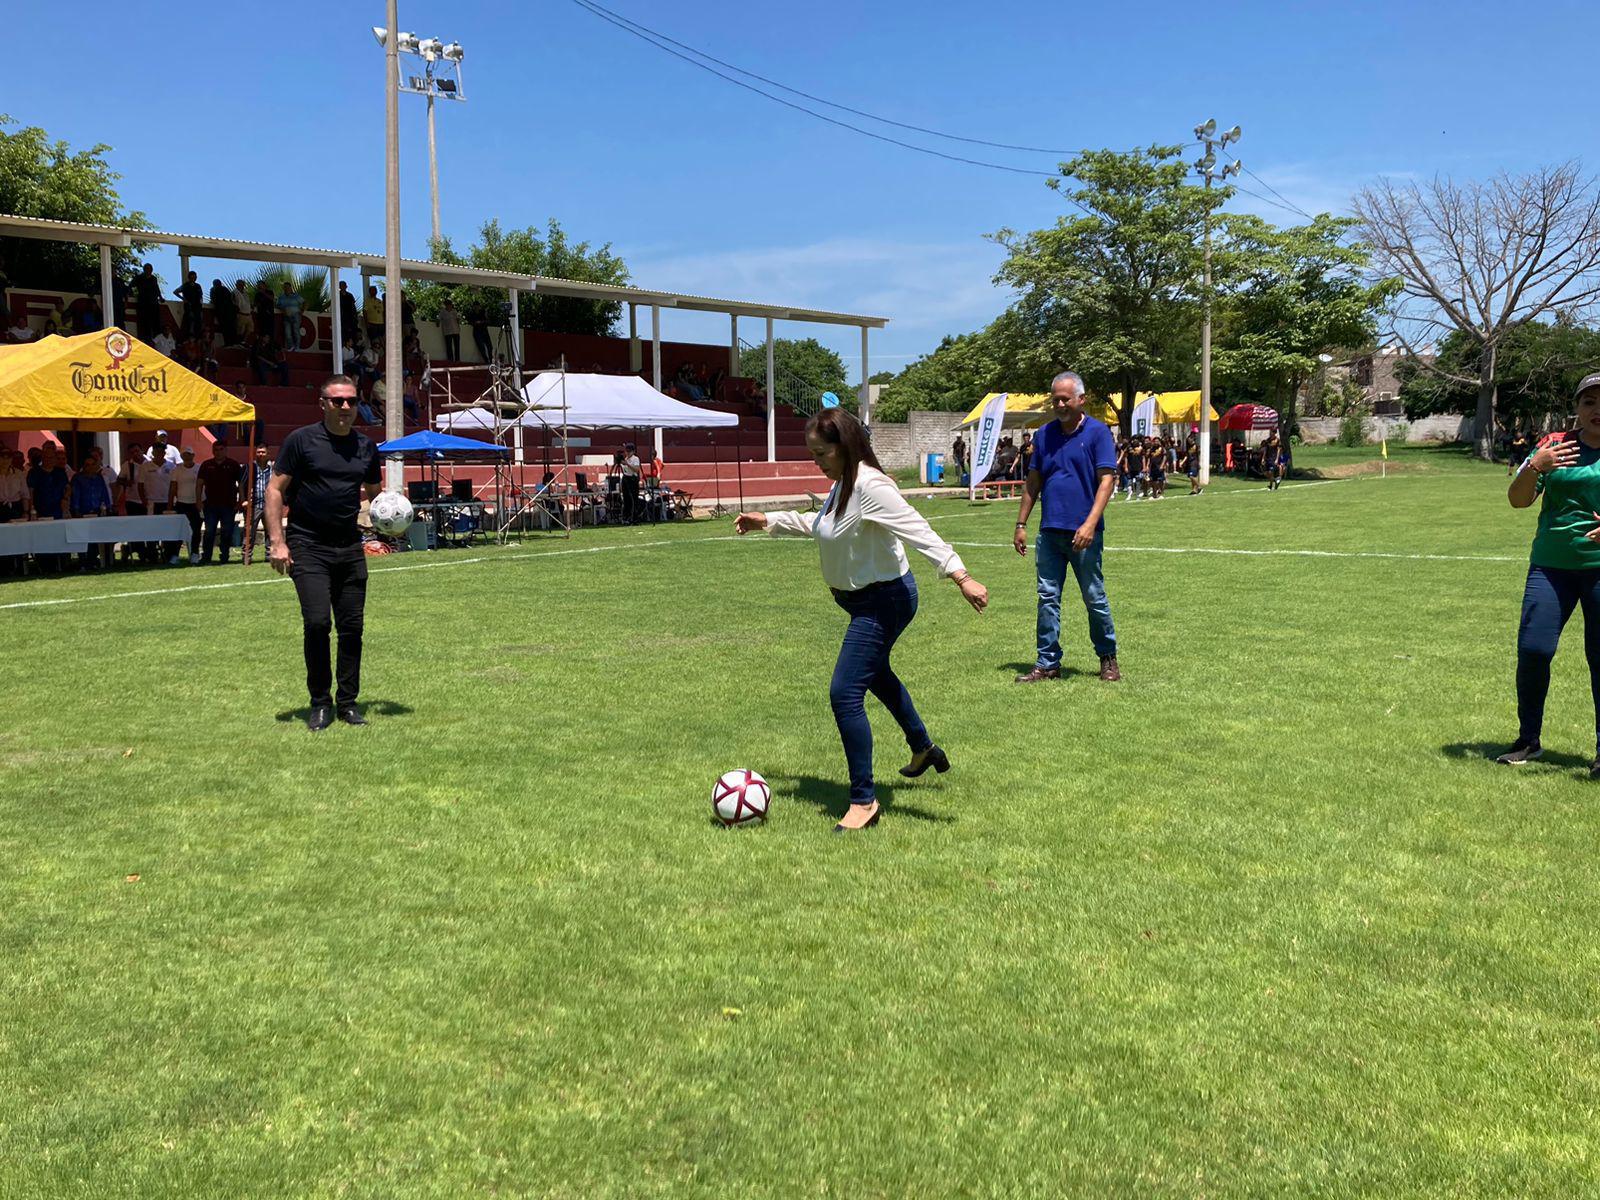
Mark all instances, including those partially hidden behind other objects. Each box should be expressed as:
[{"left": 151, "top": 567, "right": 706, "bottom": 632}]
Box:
[
  {"left": 1296, "top": 413, "right": 1474, "bottom": 445},
  {"left": 870, "top": 410, "right": 966, "bottom": 471}
]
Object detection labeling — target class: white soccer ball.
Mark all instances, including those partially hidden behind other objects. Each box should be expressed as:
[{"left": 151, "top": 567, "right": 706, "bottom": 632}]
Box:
[
  {"left": 712, "top": 769, "right": 771, "bottom": 827},
  {"left": 369, "top": 490, "right": 415, "bottom": 537}
]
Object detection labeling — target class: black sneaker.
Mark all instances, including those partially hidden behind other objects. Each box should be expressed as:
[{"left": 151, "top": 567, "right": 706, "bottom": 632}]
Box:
[{"left": 1495, "top": 738, "right": 1542, "bottom": 764}]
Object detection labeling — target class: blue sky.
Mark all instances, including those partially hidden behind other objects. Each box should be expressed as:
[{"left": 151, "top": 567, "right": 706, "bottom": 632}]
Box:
[{"left": 11, "top": 0, "right": 1596, "bottom": 373}]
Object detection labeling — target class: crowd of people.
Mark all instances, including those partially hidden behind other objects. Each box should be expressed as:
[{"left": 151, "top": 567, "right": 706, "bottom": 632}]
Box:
[
  {"left": 950, "top": 426, "right": 1290, "bottom": 496},
  {"left": 0, "top": 432, "right": 274, "bottom": 576}
]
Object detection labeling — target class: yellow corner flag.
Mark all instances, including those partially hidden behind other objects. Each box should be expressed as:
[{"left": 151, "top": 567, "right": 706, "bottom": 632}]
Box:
[{"left": 1381, "top": 437, "right": 1388, "bottom": 459}]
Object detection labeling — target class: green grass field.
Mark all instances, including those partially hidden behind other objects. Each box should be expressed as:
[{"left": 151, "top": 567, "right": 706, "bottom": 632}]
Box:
[{"left": 4, "top": 446, "right": 1598, "bottom": 1198}]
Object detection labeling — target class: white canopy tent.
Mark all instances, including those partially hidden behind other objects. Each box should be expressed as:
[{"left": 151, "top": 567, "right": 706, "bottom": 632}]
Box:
[{"left": 435, "top": 372, "right": 739, "bottom": 431}]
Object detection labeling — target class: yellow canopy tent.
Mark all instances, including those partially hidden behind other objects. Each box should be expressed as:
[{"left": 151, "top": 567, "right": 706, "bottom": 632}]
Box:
[
  {"left": 0, "top": 328, "right": 254, "bottom": 432},
  {"left": 957, "top": 392, "right": 1051, "bottom": 429},
  {"left": 958, "top": 390, "right": 1216, "bottom": 429}
]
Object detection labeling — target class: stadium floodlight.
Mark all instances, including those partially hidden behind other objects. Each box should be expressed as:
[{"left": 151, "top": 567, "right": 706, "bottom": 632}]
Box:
[
  {"left": 372, "top": 25, "right": 388, "bottom": 45},
  {"left": 396, "top": 30, "right": 420, "bottom": 53},
  {"left": 442, "top": 42, "right": 464, "bottom": 62},
  {"left": 418, "top": 37, "right": 444, "bottom": 59},
  {"left": 1195, "top": 118, "right": 1217, "bottom": 140}
]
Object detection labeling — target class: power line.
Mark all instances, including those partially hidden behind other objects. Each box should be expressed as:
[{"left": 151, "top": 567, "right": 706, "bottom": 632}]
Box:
[
  {"left": 572, "top": 0, "right": 1075, "bottom": 156},
  {"left": 569, "top": 0, "right": 1059, "bottom": 180},
  {"left": 1228, "top": 182, "right": 1319, "bottom": 221},
  {"left": 1224, "top": 153, "right": 1317, "bottom": 222}
]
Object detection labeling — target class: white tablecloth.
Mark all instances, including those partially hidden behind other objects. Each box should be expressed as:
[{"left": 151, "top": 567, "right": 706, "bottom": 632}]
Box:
[{"left": 0, "top": 515, "right": 191, "bottom": 555}]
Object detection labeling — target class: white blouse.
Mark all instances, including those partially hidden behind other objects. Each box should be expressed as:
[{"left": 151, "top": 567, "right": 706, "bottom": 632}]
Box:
[{"left": 765, "top": 465, "right": 966, "bottom": 591}]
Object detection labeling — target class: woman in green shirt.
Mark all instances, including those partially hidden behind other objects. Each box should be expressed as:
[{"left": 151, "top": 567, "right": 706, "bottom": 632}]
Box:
[{"left": 1500, "top": 374, "right": 1600, "bottom": 769}]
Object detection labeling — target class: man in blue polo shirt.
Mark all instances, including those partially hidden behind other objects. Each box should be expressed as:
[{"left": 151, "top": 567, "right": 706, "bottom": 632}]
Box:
[{"left": 1013, "top": 370, "right": 1121, "bottom": 682}]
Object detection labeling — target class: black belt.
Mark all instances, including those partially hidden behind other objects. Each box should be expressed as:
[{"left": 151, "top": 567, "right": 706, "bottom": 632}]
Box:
[{"left": 831, "top": 576, "right": 902, "bottom": 602}]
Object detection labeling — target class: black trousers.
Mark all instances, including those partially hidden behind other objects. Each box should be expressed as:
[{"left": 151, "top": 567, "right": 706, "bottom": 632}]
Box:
[
  {"left": 443, "top": 333, "right": 460, "bottom": 360},
  {"left": 288, "top": 536, "right": 369, "bottom": 708},
  {"left": 622, "top": 476, "right": 640, "bottom": 523},
  {"left": 174, "top": 501, "right": 201, "bottom": 555}
]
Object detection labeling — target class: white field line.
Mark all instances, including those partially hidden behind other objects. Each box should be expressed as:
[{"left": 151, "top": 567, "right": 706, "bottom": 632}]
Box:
[
  {"left": 946, "top": 542, "right": 1521, "bottom": 564},
  {"left": 0, "top": 510, "right": 1517, "bottom": 615}
]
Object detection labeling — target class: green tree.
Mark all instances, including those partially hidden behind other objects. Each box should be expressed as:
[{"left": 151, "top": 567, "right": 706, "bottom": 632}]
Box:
[
  {"left": 738, "top": 337, "right": 851, "bottom": 409},
  {"left": 1399, "top": 318, "right": 1600, "bottom": 430},
  {"left": 871, "top": 309, "right": 1042, "bottom": 423},
  {"left": 1212, "top": 213, "right": 1394, "bottom": 437},
  {"left": 992, "top": 144, "right": 1217, "bottom": 434},
  {"left": 0, "top": 115, "right": 151, "bottom": 293},
  {"left": 411, "top": 218, "right": 629, "bottom": 335}
]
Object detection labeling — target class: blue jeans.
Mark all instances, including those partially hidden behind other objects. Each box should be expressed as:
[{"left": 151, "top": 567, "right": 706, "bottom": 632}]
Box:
[
  {"left": 830, "top": 573, "right": 931, "bottom": 805},
  {"left": 1035, "top": 528, "right": 1117, "bottom": 669},
  {"left": 1516, "top": 564, "right": 1600, "bottom": 747}
]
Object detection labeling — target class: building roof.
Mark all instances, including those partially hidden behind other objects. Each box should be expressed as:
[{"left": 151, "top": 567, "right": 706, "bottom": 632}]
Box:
[{"left": 0, "top": 214, "right": 889, "bottom": 329}]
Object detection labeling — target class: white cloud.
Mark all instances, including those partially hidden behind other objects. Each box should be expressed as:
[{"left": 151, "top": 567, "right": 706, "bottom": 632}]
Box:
[{"left": 626, "top": 235, "right": 1014, "bottom": 364}]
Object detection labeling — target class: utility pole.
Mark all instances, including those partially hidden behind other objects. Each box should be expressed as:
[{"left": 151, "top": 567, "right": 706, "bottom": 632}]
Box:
[{"left": 1194, "top": 119, "right": 1240, "bottom": 491}]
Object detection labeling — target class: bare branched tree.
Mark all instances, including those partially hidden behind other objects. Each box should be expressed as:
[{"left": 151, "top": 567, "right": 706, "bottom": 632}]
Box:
[{"left": 1354, "top": 163, "right": 1600, "bottom": 457}]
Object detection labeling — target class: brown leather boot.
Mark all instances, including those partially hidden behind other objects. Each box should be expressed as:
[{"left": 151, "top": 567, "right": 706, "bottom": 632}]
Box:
[
  {"left": 1098, "top": 656, "right": 1121, "bottom": 682},
  {"left": 1014, "top": 666, "right": 1061, "bottom": 684}
]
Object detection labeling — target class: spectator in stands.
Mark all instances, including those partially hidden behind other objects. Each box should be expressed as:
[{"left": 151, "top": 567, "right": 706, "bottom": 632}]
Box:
[
  {"left": 357, "top": 339, "right": 381, "bottom": 398},
  {"left": 400, "top": 290, "right": 416, "bottom": 334},
  {"left": 41, "top": 319, "right": 60, "bottom": 339},
  {"left": 198, "top": 440, "right": 244, "bottom": 564},
  {"left": 673, "top": 362, "right": 705, "bottom": 402},
  {"left": 70, "top": 293, "right": 104, "bottom": 334},
  {"left": 170, "top": 446, "right": 202, "bottom": 564},
  {"left": 278, "top": 280, "right": 304, "bottom": 351},
  {"left": 469, "top": 308, "right": 492, "bottom": 363},
  {"left": 70, "top": 448, "right": 114, "bottom": 569},
  {"left": 133, "top": 263, "right": 162, "bottom": 340},
  {"left": 176, "top": 334, "right": 219, "bottom": 381},
  {"left": 364, "top": 285, "right": 384, "bottom": 345},
  {"left": 339, "top": 280, "right": 359, "bottom": 342},
  {"left": 7, "top": 316, "right": 34, "bottom": 343},
  {"left": 254, "top": 282, "right": 277, "bottom": 344},
  {"left": 175, "top": 271, "right": 204, "bottom": 339},
  {"left": 402, "top": 334, "right": 427, "bottom": 421},
  {"left": 152, "top": 326, "right": 177, "bottom": 358},
  {"left": 438, "top": 297, "right": 462, "bottom": 361},
  {"left": 233, "top": 279, "right": 254, "bottom": 339},
  {"left": 210, "top": 278, "right": 238, "bottom": 345},
  {"left": 251, "top": 333, "right": 291, "bottom": 386}
]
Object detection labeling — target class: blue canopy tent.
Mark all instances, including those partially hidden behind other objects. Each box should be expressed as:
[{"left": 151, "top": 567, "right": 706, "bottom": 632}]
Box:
[
  {"left": 377, "top": 430, "right": 510, "bottom": 457},
  {"left": 378, "top": 429, "right": 511, "bottom": 546}
]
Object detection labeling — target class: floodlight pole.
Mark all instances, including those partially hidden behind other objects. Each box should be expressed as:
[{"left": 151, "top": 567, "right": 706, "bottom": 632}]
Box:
[
  {"left": 1194, "top": 119, "right": 1240, "bottom": 491},
  {"left": 426, "top": 66, "right": 441, "bottom": 246},
  {"left": 383, "top": 1, "right": 404, "bottom": 492}
]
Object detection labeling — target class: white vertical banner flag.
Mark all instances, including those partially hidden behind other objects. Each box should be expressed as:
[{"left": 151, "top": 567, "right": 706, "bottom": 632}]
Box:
[{"left": 968, "top": 392, "right": 1008, "bottom": 499}]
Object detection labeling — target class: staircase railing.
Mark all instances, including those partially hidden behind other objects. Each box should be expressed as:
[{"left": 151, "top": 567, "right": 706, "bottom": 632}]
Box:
[{"left": 738, "top": 338, "right": 827, "bottom": 420}]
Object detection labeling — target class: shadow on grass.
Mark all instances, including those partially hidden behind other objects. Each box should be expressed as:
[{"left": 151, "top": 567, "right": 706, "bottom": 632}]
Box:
[
  {"left": 998, "top": 661, "right": 1089, "bottom": 680},
  {"left": 1440, "top": 741, "right": 1593, "bottom": 769},
  {"left": 779, "top": 773, "right": 955, "bottom": 824},
  {"left": 274, "top": 699, "right": 415, "bottom": 723}
]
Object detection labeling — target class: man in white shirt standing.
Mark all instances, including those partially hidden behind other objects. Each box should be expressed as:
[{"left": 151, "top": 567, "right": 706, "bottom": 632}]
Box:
[
  {"left": 137, "top": 450, "right": 175, "bottom": 565},
  {"left": 168, "top": 446, "right": 202, "bottom": 564},
  {"left": 621, "top": 442, "right": 642, "bottom": 524},
  {"left": 152, "top": 329, "right": 177, "bottom": 358}
]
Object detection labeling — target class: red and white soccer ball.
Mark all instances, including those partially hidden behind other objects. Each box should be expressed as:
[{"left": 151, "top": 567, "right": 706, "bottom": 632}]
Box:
[{"left": 712, "top": 769, "right": 771, "bottom": 827}]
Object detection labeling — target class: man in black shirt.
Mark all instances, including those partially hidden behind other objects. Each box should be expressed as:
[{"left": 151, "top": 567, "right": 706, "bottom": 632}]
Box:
[
  {"left": 132, "top": 263, "right": 163, "bottom": 340},
  {"left": 175, "top": 270, "right": 204, "bottom": 340},
  {"left": 266, "top": 375, "right": 382, "bottom": 730}
]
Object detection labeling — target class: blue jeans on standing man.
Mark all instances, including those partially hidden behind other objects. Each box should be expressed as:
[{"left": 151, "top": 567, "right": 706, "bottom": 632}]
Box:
[
  {"left": 1516, "top": 563, "right": 1600, "bottom": 748},
  {"left": 1035, "top": 527, "right": 1117, "bottom": 670},
  {"left": 830, "top": 572, "right": 931, "bottom": 806}
]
